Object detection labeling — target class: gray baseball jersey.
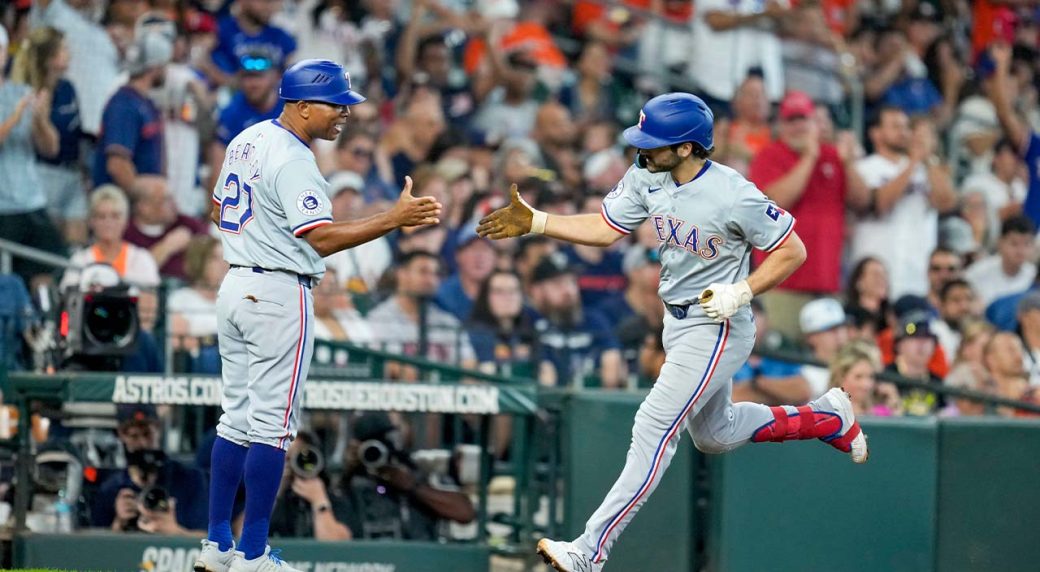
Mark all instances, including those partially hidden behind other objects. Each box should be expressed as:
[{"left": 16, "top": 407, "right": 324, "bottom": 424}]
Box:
[
  {"left": 600, "top": 160, "right": 796, "bottom": 319},
  {"left": 211, "top": 119, "right": 333, "bottom": 279}
]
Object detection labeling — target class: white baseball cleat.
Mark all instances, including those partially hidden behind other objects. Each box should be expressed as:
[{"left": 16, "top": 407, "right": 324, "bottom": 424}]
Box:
[
  {"left": 229, "top": 546, "right": 303, "bottom": 572},
  {"left": 537, "top": 538, "right": 604, "bottom": 572},
  {"left": 815, "top": 387, "right": 869, "bottom": 464},
  {"left": 194, "top": 539, "right": 238, "bottom": 572}
]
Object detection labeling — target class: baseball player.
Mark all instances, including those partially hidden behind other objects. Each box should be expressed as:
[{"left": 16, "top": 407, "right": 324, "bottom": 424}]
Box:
[
  {"left": 477, "top": 93, "right": 868, "bottom": 572},
  {"left": 193, "top": 59, "right": 441, "bottom": 572}
]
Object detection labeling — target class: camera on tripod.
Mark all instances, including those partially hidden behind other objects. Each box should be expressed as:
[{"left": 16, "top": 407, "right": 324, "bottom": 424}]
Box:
[
  {"left": 62, "top": 284, "right": 140, "bottom": 359},
  {"left": 289, "top": 442, "right": 325, "bottom": 479}
]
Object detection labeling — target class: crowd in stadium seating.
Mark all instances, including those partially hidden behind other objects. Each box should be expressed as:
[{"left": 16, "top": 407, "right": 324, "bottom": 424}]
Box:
[{"left": 4, "top": 0, "right": 1040, "bottom": 534}]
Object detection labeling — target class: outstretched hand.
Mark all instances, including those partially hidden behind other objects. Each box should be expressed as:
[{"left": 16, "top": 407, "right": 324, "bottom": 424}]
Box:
[
  {"left": 476, "top": 184, "right": 534, "bottom": 240},
  {"left": 392, "top": 176, "right": 442, "bottom": 228}
]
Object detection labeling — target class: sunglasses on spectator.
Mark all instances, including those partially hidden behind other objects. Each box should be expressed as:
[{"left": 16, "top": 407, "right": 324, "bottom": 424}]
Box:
[
  {"left": 929, "top": 265, "right": 959, "bottom": 272},
  {"left": 240, "top": 56, "right": 273, "bottom": 72},
  {"left": 350, "top": 147, "right": 374, "bottom": 158}
]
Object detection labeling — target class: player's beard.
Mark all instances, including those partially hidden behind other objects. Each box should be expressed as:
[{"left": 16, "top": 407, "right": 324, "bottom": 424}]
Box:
[{"left": 647, "top": 152, "right": 681, "bottom": 173}]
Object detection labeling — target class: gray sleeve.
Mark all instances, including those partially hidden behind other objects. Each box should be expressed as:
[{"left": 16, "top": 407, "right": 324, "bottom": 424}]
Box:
[
  {"left": 271, "top": 158, "right": 334, "bottom": 237},
  {"left": 600, "top": 166, "right": 649, "bottom": 235},
  {"left": 728, "top": 181, "right": 797, "bottom": 252}
]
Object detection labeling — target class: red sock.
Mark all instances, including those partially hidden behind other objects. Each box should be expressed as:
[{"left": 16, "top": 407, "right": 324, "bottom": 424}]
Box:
[{"left": 751, "top": 406, "right": 843, "bottom": 443}]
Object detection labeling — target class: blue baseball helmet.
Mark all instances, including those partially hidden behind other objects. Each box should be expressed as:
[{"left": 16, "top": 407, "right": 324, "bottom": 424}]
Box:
[
  {"left": 279, "top": 59, "right": 366, "bottom": 106},
  {"left": 623, "top": 92, "right": 714, "bottom": 150}
]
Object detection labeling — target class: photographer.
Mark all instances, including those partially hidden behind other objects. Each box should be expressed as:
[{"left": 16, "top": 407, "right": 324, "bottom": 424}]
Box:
[
  {"left": 91, "top": 405, "right": 206, "bottom": 536},
  {"left": 268, "top": 431, "right": 353, "bottom": 541},
  {"left": 340, "top": 412, "right": 475, "bottom": 541}
]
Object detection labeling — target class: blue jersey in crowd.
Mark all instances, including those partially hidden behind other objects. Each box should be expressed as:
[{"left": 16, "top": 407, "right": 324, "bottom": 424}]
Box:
[
  {"left": 215, "top": 91, "right": 283, "bottom": 146},
  {"left": 93, "top": 87, "right": 164, "bottom": 187},
  {"left": 1020, "top": 131, "right": 1040, "bottom": 230},
  {"left": 534, "top": 309, "right": 621, "bottom": 386},
  {"left": 38, "top": 78, "right": 80, "bottom": 167},
  {"left": 211, "top": 15, "right": 296, "bottom": 74}
]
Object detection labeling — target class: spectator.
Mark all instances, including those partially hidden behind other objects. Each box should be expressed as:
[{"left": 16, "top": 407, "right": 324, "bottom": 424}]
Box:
[
  {"left": 563, "top": 195, "right": 627, "bottom": 312},
  {"left": 311, "top": 264, "right": 374, "bottom": 343},
  {"left": 798, "top": 298, "right": 849, "bottom": 400},
  {"left": 961, "top": 139, "right": 1026, "bottom": 250},
  {"left": 688, "top": 0, "right": 790, "bottom": 112},
  {"left": 11, "top": 26, "right": 84, "bottom": 246},
  {"left": 204, "top": 0, "right": 297, "bottom": 87},
  {"left": 939, "top": 362, "right": 991, "bottom": 417},
  {"left": 395, "top": 4, "right": 481, "bottom": 126},
  {"left": 864, "top": 25, "right": 943, "bottom": 121},
  {"left": 92, "top": 30, "right": 172, "bottom": 190},
  {"left": 268, "top": 431, "right": 352, "bottom": 540},
  {"left": 208, "top": 50, "right": 283, "bottom": 193},
  {"left": 955, "top": 320, "right": 996, "bottom": 370},
  {"left": 780, "top": 2, "right": 847, "bottom": 110},
  {"left": 528, "top": 254, "right": 624, "bottom": 389},
  {"left": 843, "top": 256, "right": 890, "bottom": 340},
  {"left": 531, "top": 101, "right": 581, "bottom": 189},
  {"left": 948, "top": 54, "right": 1002, "bottom": 183},
  {"left": 964, "top": 215, "right": 1036, "bottom": 307},
  {"left": 851, "top": 107, "right": 957, "bottom": 298},
  {"left": 829, "top": 340, "right": 900, "bottom": 417},
  {"left": 557, "top": 40, "right": 628, "bottom": 125},
  {"left": 92, "top": 405, "right": 207, "bottom": 535},
  {"left": 0, "top": 24, "right": 64, "bottom": 290},
  {"left": 366, "top": 251, "right": 477, "bottom": 369},
  {"left": 339, "top": 412, "right": 475, "bottom": 540},
  {"left": 323, "top": 171, "right": 393, "bottom": 295},
  {"left": 140, "top": 13, "right": 212, "bottom": 219},
  {"left": 932, "top": 279, "right": 979, "bottom": 366},
  {"left": 31, "top": 0, "right": 120, "bottom": 138},
  {"left": 435, "top": 225, "right": 496, "bottom": 322},
  {"left": 168, "top": 236, "right": 228, "bottom": 341},
  {"left": 376, "top": 93, "right": 446, "bottom": 188},
  {"left": 124, "top": 176, "right": 207, "bottom": 281},
  {"left": 1015, "top": 291, "right": 1040, "bottom": 386},
  {"left": 714, "top": 74, "right": 773, "bottom": 175},
  {"left": 983, "top": 332, "right": 1030, "bottom": 416},
  {"left": 989, "top": 43, "right": 1040, "bottom": 230},
  {"left": 750, "top": 91, "right": 870, "bottom": 339},
  {"left": 333, "top": 128, "right": 392, "bottom": 205},
  {"left": 470, "top": 43, "right": 541, "bottom": 142},
  {"left": 467, "top": 269, "right": 538, "bottom": 376},
  {"left": 888, "top": 312, "right": 943, "bottom": 416},
  {"left": 599, "top": 246, "right": 664, "bottom": 381},
  {"left": 514, "top": 235, "right": 558, "bottom": 290},
  {"left": 924, "top": 248, "right": 964, "bottom": 310},
  {"left": 60, "top": 186, "right": 159, "bottom": 291},
  {"left": 732, "top": 300, "right": 809, "bottom": 406}
]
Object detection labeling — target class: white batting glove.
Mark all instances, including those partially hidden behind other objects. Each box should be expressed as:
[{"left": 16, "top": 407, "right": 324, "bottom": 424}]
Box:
[{"left": 699, "top": 280, "right": 753, "bottom": 322}]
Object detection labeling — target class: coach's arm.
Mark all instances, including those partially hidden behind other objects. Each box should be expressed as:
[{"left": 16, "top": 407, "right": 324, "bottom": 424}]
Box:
[
  {"left": 477, "top": 185, "right": 623, "bottom": 247},
  {"left": 303, "top": 176, "right": 441, "bottom": 257}
]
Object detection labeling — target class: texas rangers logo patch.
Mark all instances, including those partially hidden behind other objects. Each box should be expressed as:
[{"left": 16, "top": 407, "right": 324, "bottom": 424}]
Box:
[
  {"left": 297, "top": 190, "right": 324, "bottom": 216},
  {"left": 606, "top": 180, "right": 624, "bottom": 199},
  {"left": 638, "top": 110, "right": 646, "bottom": 129},
  {"left": 765, "top": 204, "right": 785, "bottom": 221}
]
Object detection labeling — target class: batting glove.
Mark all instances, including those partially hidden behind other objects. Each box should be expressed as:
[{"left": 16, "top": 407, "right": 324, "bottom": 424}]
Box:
[{"left": 699, "top": 280, "right": 753, "bottom": 322}]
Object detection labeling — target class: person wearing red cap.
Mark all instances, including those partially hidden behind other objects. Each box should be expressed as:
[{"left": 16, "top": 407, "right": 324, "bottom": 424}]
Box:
[{"left": 748, "top": 91, "right": 870, "bottom": 340}]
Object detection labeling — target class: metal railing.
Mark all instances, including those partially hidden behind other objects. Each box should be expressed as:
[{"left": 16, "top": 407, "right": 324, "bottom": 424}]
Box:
[{"left": 0, "top": 238, "right": 75, "bottom": 274}]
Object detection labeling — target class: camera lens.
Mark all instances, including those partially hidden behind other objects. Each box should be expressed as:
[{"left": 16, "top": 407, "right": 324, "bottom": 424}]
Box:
[
  {"left": 84, "top": 297, "right": 137, "bottom": 347},
  {"left": 140, "top": 486, "right": 170, "bottom": 512}
]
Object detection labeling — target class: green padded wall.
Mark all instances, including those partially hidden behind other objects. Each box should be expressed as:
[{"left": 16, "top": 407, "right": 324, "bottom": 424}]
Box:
[
  {"left": 709, "top": 417, "right": 939, "bottom": 572},
  {"left": 936, "top": 417, "right": 1040, "bottom": 572},
  {"left": 563, "top": 390, "right": 697, "bottom": 572}
]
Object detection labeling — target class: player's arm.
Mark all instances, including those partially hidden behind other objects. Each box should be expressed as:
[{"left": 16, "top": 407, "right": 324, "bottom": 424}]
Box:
[
  {"left": 302, "top": 176, "right": 442, "bottom": 257},
  {"left": 745, "top": 230, "right": 806, "bottom": 296},
  {"left": 989, "top": 43, "right": 1030, "bottom": 153},
  {"left": 476, "top": 184, "right": 624, "bottom": 247}
]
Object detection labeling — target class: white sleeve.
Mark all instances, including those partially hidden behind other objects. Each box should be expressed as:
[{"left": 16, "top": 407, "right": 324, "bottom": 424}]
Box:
[
  {"left": 272, "top": 158, "right": 334, "bottom": 237},
  {"left": 600, "top": 165, "right": 650, "bottom": 235}
]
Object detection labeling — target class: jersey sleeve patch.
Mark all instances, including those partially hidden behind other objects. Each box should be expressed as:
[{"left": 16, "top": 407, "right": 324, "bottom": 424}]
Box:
[{"left": 296, "top": 190, "right": 325, "bottom": 216}]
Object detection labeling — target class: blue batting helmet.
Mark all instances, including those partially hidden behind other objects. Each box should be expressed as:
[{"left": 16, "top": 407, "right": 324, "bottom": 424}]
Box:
[
  {"left": 279, "top": 59, "right": 366, "bottom": 106},
  {"left": 623, "top": 92, "right": 714, "bottom": 150}
]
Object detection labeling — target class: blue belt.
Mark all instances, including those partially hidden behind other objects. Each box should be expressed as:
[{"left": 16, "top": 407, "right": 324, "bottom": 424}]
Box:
[
  {"left": 233, "top": 265, "right": 313, "bottom": 289},
  {"left": 665, "top": 302, "right": 690, "bottom": 320}
]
